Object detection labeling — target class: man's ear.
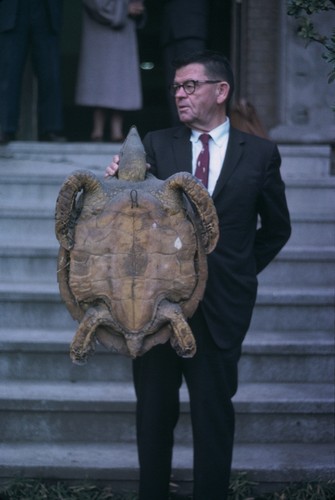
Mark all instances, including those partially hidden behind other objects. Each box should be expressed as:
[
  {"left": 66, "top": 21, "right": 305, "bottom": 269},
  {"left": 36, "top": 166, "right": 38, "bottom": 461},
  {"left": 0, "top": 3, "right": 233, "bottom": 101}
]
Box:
[{"left": 217, "top": 82, "right": 230, "bottom": 103}]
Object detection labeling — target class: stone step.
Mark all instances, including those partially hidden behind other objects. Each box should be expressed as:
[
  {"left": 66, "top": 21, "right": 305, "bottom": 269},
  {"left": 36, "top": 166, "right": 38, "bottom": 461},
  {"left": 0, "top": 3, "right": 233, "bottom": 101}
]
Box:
[
  {"left": 257, "top": 246, "right": 335, "bottom": 286},
  {"left": 249, "top": 286, "right": 333, "bottom": 332},
  {"left": 0, "top": 328, "right": 133, "bottom": 383},
  {"left": 0, "top": 209, "right": 56, "bottom": 245},
  {"left": 284, "top": 177, "right": 335, "bottom": 214},
  {"left": 0, "top": 380, "right": 332, "bottom": 444},
  {"left": 1, "top": 141, "right": 331, "bottom": 175},
  {"left": 1, "top": 208, "right": 333, "bottom": 247},
  {"left": 0, "top": 140, "right": 119, "bottom": 163},
  {"left": 0, "top": 142, "right": 333, "bottom": 492},
  {"left": 240, "top": 330, "right": 334, "bottom": 383},
  {"left": 0, "top": 173, "right": 67, "bottom": 210},
  {"left": 0, "top": 283, "right": 332, "bottom": 331},
  {"left": 285, "top": 212, "right": 335, "bottom": 247},
  {"left": 279, "top": 144, "right": 332, "bottom": 178},
  {"left": 0, "top": 165, "right": 105, "bottom": 211},
  {"left": 0, "top": 329, "right": 332, "bottom": 384},
  {"left": 1, "top": 171, "right": 334, "bottom": 213},
  {"left": 0, "top": 441, "right": 333, "bottom": 492},
  {"left": 1, "top": 244, "right": 334, "bottom": 287},
  {"left": 0, "top": 246, "right": 58, "bottom": 284},
  {"left": 0, "top": 143, "right": 118, "bottom": 188}
]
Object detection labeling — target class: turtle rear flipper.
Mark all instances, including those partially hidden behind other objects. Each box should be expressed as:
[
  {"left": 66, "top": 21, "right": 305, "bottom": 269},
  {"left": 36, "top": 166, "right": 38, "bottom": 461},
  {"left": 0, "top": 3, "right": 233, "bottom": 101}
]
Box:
[
  {"left": 157, "top": 300, "right": 196, "bottom": 358},
  {"left": 70, "top": 303, "right": 112, "bottom": 364}
]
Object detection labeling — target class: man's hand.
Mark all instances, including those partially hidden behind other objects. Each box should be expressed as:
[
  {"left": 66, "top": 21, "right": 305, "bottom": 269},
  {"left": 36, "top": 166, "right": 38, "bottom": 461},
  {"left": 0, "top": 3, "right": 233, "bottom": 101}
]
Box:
[
  {"left": 104, "top": 155, "right": 151, "bottom": 178},
  {"left": 104, "top": 155, "right": 120, "bottom": 178}
]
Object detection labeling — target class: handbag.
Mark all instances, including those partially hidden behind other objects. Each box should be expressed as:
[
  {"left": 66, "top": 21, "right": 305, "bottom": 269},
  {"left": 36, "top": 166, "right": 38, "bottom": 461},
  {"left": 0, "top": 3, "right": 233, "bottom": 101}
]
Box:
[{"left": 82, "top": 0, "right": 128, "bottom": 29}]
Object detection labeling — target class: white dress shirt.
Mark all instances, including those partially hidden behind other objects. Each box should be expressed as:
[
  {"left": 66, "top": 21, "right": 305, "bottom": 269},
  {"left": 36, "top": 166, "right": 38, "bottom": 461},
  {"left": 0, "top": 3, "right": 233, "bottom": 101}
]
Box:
[{"left": 190, "top": 118, "right": 230, "bottom": 195}]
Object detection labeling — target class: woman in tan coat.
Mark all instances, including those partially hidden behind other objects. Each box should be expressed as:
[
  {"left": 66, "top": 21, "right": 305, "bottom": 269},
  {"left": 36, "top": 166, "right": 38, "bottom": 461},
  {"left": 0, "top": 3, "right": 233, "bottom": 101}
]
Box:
[{"left": 76, "top": 0, "right": 144, "bottom": 142}]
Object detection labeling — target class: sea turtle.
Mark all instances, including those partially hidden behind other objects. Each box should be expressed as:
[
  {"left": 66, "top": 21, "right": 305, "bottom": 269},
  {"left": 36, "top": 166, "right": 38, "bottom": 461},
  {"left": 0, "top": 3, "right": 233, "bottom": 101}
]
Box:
[{"left": 55, "top": 126, "right": 219, "bottom": 363}]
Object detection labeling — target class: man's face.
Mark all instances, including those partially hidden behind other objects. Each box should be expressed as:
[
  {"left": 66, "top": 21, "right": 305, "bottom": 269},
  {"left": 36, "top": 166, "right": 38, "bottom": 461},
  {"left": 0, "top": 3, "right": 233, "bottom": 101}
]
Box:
[{"left": 173, "top": 63, "right": 227, "bottom": 132}]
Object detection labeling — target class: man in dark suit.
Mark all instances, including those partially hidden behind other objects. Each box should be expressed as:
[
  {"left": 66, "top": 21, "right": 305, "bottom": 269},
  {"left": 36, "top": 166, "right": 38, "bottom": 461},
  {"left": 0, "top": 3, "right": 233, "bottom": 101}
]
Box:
[
  {"left": 106, "top": 50, "right": 291, "bottom": 500},
  {"left": 0, "top": 0, "right": 64, "bottom": 143}
]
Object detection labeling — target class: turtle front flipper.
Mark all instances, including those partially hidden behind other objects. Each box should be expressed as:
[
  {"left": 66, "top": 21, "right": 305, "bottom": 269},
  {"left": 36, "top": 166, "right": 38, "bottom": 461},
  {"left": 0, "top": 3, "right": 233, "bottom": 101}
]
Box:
[
  {"left": 160, "top": 172, "right": 219, "bottom": 254},
  {"left": 157, "top": 300, "right": 197, "bottom": 358},
  {"left": 70, "top": 303, "right": 112, "bottom": 364}
]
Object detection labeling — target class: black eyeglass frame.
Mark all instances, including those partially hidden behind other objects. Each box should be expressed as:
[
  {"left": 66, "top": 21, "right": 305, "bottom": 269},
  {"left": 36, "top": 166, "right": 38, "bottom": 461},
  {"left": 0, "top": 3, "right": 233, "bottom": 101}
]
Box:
[{"left": 168, "top": 79, "right": 222, "bottom": 97}]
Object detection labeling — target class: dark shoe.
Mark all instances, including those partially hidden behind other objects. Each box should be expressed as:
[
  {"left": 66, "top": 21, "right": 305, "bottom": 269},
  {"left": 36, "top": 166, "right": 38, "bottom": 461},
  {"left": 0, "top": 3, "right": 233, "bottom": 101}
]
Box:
[
  {"left": 110, "top": 135, "right": 125, "bottom": 143},
  {"left": 90, "top": 135, "right": 104, "bottom": 142},
  {"left": 39, "top": 132, "right": 66, "bottom": 142},
  {"left": 0, "top": 131, "right": 15, "bottom": 145}
]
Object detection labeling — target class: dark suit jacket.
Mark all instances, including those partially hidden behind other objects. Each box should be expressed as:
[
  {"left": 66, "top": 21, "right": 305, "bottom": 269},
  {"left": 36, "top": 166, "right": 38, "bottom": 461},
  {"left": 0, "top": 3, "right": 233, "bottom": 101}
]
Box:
[
  {"left": 143, "top": 125, "right": 291, "bottom": 350},
  {"left": 161, "top": 0, "right": 208, "bottom": 47},
  {"left": 0, "top": 0, "right": 63, "bottom": 33}
]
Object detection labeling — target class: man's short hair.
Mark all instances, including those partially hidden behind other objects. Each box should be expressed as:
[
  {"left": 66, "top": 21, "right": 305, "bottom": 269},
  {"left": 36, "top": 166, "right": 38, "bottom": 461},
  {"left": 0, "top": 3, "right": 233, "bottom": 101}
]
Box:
[{"left": 172, "top": 50, "right": 235, "bottom": 105}]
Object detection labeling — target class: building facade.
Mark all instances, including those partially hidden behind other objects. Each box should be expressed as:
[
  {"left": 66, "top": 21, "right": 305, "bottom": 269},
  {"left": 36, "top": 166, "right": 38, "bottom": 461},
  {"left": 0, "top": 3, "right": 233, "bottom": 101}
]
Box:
[{"left": 17, "top": 0, "right": 335, "bottom": 144}]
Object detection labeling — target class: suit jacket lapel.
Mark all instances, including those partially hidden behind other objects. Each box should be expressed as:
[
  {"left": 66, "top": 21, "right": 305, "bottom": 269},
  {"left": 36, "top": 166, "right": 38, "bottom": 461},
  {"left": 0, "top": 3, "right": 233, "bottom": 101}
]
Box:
[
  {"left": 212, "top": 127, "right": 245, "bottom": 200},
  {"left": 171, "top": 127, "right": 192, "bottom": 174}
]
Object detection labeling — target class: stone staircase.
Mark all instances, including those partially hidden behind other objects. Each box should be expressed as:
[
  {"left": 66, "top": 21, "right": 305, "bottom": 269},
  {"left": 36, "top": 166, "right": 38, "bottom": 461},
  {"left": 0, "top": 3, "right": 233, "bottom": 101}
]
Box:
[{"left": 0, "top": 141, "right": 334, "bottom": 494}]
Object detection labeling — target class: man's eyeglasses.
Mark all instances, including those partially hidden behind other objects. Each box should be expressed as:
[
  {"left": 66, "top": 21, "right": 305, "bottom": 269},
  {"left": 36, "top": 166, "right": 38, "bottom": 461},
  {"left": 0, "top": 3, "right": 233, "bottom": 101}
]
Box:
[{"left": 169, "top": 79, "right": 221, "bottom": 97}]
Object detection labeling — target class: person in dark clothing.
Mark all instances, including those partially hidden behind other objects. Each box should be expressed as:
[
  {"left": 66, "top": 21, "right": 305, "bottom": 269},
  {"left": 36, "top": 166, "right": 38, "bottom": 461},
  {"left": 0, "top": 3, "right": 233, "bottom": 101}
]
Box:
[
  {"left": 0, "top": 0, "right": 65, "bottom": 144},
  {"left": 105, "top": 50, "right": 291, "bottom": 500},
  {"left": 161, "top": 0, "right": 208, "bottom": 124}
]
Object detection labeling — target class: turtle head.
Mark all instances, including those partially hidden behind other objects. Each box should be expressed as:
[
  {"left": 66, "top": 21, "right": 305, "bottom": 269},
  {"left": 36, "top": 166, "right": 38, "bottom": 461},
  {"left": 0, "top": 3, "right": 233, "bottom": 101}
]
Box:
[{"left": 118, "top": 126, "right": 147, "bottom": 181}]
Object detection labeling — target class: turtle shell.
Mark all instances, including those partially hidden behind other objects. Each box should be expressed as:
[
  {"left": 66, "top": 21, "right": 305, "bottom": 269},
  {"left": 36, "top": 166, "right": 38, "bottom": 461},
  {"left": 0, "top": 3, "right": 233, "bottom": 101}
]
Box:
[
  {"left": 70, "top": 181, "right": 201, "bottom": 331},
  {"left": 55, "top": 127, "right": 219, "bottom": 362}
]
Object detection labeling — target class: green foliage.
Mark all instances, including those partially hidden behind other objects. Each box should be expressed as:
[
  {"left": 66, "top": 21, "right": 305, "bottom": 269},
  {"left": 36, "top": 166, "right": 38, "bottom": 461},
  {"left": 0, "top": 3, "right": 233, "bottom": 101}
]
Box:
[
  {"left": 0, "top": 479, "right": 137, "bottom": 500},
  {"left": 287, "top": 0, "right": 335, "bottom": 83},
  {"left": 260, "top": 480, "right": 335, "bottom": 499},
  {"left": 0, "top": 477, "right": 334, "bottom": 500},
  {"left": 287, "top": 0, "right": 335, "bottom": 16},
  {"left": 228, "top": 472, "right": 257, "bottom": 499}
]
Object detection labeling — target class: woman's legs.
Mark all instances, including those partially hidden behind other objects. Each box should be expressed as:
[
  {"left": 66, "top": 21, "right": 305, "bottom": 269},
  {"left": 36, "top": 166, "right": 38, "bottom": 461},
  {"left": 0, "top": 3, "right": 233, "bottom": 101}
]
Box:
[
  {"left": 110, "top": 110, "right": 124, "bottom": 142},
  {"left": 91, "top": 107, "right": 106, "bottom": 141}
]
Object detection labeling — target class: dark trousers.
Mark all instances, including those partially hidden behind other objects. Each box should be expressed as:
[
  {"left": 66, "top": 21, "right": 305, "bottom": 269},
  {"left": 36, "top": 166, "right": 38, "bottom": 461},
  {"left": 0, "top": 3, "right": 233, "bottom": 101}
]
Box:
[
  {"left": 133, "top": 309, "right": 240, "bottom": 500},
  {"left": 0, "top": 0, "right": 63, "bottom": 135}
]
